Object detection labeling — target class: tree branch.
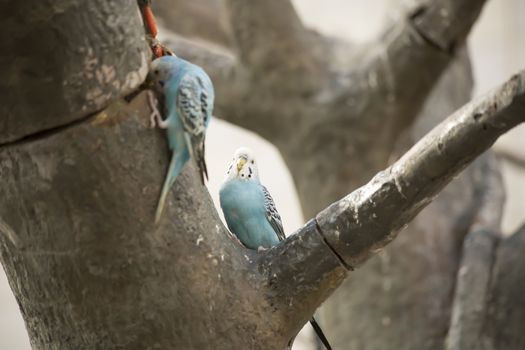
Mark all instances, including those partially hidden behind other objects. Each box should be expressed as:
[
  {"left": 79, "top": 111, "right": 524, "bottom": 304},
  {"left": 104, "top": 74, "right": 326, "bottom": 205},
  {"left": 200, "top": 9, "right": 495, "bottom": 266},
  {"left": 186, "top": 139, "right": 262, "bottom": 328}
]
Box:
[
  {"left": 481, "top": 223, "right": 525, "bottom": 349},
  {"left": 257, "top": 221, "right": 348, "bottom": 337},
  {"left": 412, "top": 0, "right": 487, "bottom": 52},
  {"left": 224, "top": 0, "right": 323, "bottom": 91},
  {"left": 315, "top": 71, "right": 525, "bottom": 267},
  {"left": 350, "top": 0, "right": 487, "bottom": 140},
  {"left": 446, "top": 154, "right": 505, "bottom": 350}
]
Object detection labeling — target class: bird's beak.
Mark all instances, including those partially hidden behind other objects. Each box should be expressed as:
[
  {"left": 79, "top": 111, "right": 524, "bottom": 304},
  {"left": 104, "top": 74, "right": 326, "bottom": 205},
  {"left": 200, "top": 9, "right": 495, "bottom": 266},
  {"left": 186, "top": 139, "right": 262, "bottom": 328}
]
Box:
[{"left": 236, "top": 158, "right": 246, "bottom": 173}]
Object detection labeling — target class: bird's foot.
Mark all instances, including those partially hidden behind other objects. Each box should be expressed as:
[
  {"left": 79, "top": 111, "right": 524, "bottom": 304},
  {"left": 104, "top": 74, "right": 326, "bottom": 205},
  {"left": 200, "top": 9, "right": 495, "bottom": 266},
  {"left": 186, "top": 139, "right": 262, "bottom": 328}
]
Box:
[{"left": 147, "top": 91, "right": 168, "bottom": 129}]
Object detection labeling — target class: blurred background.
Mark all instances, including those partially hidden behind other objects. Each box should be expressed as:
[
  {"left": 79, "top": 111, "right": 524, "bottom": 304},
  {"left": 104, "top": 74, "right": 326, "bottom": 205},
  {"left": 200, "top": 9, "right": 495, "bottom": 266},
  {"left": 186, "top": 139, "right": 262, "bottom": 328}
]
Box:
[{"left": 1, "top": 0, "right": 523, "bottom": 348}]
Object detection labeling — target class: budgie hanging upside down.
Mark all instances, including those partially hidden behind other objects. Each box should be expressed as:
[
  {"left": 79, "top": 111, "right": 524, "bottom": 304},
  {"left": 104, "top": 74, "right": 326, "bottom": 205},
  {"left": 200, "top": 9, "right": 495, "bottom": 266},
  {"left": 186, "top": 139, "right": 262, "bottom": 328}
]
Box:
[
  {"left": 148, "top": 55, "right": 214, "bottom": 224},
  {"left": 219, "top": 147, "right": 333, "bottom": 350}
]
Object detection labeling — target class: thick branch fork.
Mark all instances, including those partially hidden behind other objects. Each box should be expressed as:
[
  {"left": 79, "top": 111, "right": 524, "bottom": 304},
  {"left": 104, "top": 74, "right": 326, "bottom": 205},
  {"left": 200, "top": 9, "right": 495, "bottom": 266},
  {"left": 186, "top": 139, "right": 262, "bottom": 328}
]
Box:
[{"left": 255, "top": 72, "right": 524, "bottom": 331}]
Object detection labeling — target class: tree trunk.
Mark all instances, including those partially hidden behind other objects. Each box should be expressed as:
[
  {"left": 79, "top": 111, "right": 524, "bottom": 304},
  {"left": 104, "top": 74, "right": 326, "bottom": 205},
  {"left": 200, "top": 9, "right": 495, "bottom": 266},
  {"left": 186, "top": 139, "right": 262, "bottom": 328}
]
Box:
[{"left": 2, "top": 1, "right": 525, "bottom": 349}]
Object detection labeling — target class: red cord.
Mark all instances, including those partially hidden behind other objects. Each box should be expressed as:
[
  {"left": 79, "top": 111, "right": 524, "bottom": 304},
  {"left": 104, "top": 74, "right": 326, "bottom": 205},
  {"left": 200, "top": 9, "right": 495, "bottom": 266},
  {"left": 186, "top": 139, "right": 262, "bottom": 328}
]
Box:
[
  {"left": 142, "top": 5, "right": 158, "bottom": 37},
  {"left": 139, "top": 2, "right": 172, "bottom": 58}
]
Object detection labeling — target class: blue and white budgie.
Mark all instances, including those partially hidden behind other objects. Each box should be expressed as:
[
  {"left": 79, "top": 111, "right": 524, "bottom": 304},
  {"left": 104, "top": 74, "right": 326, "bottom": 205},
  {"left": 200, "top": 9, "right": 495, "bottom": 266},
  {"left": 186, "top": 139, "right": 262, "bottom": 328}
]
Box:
[
  {"left": 148, "top": 55, "right": 214, "bottom": 224},
  {"left": 219, "top": 147, "right": 333, "bottom": 350},
  {"left": 219, "top": 147, "right": 283, "bottom": 250}
]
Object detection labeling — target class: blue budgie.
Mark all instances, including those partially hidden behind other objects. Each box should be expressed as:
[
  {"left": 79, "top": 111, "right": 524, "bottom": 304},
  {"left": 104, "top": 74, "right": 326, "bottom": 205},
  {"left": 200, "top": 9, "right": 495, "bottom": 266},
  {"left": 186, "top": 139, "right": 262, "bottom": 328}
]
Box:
[
  {"left": 148, "top": 56, "right": 214, "bottom": 224},
  {"left": 219, "top": 147, "right": 283, "bottom": 250},
  {"left": 219, "top": 147, "right": 333, "bottom": 350}
]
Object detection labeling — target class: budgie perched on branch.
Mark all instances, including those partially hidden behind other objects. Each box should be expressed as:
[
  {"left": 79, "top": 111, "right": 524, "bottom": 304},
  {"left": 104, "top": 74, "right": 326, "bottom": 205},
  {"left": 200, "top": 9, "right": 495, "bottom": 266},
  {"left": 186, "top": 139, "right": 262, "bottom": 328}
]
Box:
[
  {"left": 219, "top": 147, "right": 283, "bottom": 250},
  {"left": 148, "top": 55, "right": 214, "bottom": 224},
  {"left": 219, "top": 147, "right": 333, "bottom": 350}
]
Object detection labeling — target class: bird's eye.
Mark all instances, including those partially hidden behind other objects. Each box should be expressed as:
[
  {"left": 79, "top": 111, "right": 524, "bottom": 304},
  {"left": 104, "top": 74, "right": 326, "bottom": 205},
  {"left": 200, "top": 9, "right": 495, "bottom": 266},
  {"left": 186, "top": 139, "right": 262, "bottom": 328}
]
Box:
[
  {"left": 241, "top": 174, "right": 244, "bottom": 177},
  {"left": 251, "top": 160, "right": 254, "bottom": 164},
  {"left": 248, "top": 174, "right": 251, "bottom": 178},
  {"left": 154, "top": 69, "right": 159, "bottom": 75}
]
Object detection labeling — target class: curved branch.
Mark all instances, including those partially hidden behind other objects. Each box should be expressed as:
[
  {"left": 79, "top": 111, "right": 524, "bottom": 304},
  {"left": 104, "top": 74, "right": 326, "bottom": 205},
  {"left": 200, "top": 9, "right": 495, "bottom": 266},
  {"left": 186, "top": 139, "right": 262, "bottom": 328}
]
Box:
[
  {"left": 446, "top": 153, "right": 505, "bottom": 350},
  {"left": 481, "top": 223, "right": 525, "bottom": 349},
  {"left": 315, "top": 71, "right": 524, "bottom": 267},
  {"left": 412, "top": 0, "right": 487, "bottom": 52},
  {"left": 224, "top": 0, "right": 323, "bottom": 91},
  {"left": 350, "top": 0, "right": 486, "bottom": 137}
]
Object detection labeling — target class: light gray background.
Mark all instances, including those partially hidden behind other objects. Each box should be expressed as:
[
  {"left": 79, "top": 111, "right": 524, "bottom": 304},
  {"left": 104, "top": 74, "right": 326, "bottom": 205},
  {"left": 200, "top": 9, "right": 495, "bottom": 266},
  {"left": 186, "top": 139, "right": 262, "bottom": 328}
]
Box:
[{"left": 1, "top": 0, "right": 523, "bottom": 348}]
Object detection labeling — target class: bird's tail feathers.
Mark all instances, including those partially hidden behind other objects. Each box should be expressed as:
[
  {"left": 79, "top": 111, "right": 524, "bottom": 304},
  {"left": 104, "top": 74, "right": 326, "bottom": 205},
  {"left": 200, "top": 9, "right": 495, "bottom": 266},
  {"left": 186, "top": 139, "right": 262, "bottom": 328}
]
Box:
[
  {"left": 185, "top": 133, "right": 208, "bottom": 185},
  {"left": 196, "top": 138, "right": 208, "bottom": 184},
  {"left": 310, "top": 317, "right": 333, "bottom": 350},
  {"left": 154, "top": 152, "right": 185, "bottom": 224}
]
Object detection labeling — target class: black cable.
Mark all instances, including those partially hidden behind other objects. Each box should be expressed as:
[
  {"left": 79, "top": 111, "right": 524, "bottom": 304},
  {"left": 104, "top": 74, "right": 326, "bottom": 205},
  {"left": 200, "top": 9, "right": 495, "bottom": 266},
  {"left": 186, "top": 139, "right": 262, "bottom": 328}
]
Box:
[{"left": 310, "top": 317, "right": 333, "bottom": 350}]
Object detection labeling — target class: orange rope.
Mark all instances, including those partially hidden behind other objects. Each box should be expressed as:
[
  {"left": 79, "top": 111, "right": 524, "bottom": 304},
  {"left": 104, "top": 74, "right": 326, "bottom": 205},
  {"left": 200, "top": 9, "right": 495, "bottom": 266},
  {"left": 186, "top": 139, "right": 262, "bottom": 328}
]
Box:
[
  {"left": 142, "top": 5, "right": 158, "bottom": 37},
  {"left": 139, "top": 0, "right": 171, "bottom": 58}
]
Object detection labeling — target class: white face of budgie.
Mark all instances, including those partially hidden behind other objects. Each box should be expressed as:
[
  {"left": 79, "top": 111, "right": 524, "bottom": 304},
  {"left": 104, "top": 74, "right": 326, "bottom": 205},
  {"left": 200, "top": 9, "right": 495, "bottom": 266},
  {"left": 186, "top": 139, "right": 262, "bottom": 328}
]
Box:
[{"left": 225, "top": 147, "right": 260, "bottom": 182}]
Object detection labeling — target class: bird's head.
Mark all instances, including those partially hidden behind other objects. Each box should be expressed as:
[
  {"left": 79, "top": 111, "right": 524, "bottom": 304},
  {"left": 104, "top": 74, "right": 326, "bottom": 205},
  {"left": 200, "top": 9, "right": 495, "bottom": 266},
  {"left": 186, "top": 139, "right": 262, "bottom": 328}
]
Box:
[
  {"left": 147, "top": 55, "right": 181, "bottom": 92},
  {"left": 225, "top": 147, "right": 259, "bottom": 182}
]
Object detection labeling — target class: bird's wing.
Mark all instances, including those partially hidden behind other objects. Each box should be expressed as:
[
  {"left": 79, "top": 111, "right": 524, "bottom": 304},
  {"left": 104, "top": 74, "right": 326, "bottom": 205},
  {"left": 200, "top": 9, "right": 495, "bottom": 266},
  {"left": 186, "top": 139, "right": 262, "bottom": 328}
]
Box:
[
  {"left": 176, "top": 72, "right": 212, "bottom": 183},
  {"left": 177, "top": 73, "right": 211, "bottom": 135},
  {"left": 262, "top": 186, "right": 286, "bottom": 242}
]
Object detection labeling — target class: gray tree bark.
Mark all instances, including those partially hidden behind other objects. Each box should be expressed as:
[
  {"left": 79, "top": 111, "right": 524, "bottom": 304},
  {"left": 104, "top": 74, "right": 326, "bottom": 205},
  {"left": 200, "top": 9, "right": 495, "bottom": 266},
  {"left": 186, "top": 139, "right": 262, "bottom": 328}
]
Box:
[{"left": 1, "top": 1, "right": 525, "bottom": 350}]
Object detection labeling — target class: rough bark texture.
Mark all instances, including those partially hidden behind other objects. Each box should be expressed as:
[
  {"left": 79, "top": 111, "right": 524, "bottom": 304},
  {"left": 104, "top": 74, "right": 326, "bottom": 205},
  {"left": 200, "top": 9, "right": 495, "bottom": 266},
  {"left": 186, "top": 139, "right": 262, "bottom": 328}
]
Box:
[
  {"left": 0, "top": 0, "right": 150, "bottom": 144},
  {"left": 445, "top": 155, "right": 505, "bottom": 350},
  {"left": 2, "top": 1, "right": 525, "bottom": 349},
  {"left": 482, "top": 224, "right": 525, "bottom": 350}
]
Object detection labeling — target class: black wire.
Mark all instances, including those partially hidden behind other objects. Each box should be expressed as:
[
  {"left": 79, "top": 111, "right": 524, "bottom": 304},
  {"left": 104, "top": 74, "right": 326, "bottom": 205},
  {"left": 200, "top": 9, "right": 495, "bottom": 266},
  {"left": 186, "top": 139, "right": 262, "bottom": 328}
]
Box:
[{"left": 310, "top": 317, "right": 333, "bottom": 350}]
